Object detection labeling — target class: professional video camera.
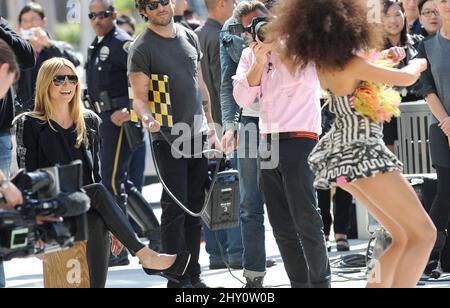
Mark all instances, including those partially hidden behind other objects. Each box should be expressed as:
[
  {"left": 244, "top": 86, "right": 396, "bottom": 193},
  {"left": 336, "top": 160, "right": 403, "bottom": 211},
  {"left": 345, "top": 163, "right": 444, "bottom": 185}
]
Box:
[
  {"left": 0, "top": 161, "right": 90, "bottom": 261},
  {"left": 228, "top": 16, "right": 269, "bottom": 43}
]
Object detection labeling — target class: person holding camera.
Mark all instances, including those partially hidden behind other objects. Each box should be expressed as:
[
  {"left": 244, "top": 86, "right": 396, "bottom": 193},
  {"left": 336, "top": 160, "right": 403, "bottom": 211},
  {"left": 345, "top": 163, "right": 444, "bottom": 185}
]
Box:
[
  {"left": 0, "top": 17, "right": 35, "bottom": 180},
  {"left": 0, "top": 17, "right": 35, "bottom": 288},
  {"left": 14, "top": 57, "right": 190, "bottom": 288},
  {"left": 0, "top": 39, "right": 23, "bottom": 211},
  {"left": 16, "top": 2, "right": 80, "bottom": 112},
  {"left": 232, "top": 12, "right": 331, "bottom": 288}
]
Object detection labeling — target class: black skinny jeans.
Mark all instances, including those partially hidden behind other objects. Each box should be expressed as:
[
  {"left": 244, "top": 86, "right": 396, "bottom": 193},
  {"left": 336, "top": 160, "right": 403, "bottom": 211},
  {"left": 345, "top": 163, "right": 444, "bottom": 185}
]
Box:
[
  {"left": 83, "top": 183, "right": 145, "bottom": 288},
  {"left": 260, "top": 138, "right": 331, "bottom": 288},
  {"left": 317, "top": 188, "right": 353, "bottom": 236}
]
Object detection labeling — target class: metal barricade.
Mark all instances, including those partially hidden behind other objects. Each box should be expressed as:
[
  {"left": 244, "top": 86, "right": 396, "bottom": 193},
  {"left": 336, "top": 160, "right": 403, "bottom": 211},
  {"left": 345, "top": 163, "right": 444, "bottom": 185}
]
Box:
[
  {"left": 358, "top": 101, "right": 436, "bottom": 240},
  {"left": 395, "top": 100, "right": 435, "bottom": 174}
]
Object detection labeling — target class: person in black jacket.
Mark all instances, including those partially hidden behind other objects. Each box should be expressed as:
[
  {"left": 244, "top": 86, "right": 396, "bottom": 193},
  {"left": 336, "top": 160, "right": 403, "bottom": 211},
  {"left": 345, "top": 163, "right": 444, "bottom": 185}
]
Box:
[
  {"left": 14, "top": 57, "right": 190, "bottom": 288},
  {"left": 0, "top": 36, "right": 25, "bottom": 289},
  {"left": 16, "top": 2, "right": 80, "bottom": 112},
  {"left": 0, "top": 17, "right": 35, "bottom": 176}
]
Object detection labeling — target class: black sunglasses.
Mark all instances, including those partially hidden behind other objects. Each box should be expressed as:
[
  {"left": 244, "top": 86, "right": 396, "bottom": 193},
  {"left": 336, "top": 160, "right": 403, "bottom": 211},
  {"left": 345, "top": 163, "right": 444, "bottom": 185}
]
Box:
[
  {"left": 88, "top": 10, "right": 114, "bottom": 20},
  {"left": 146, "top": 0, "right": 170, "bottom": 11},
  {"left": 53, "top": 75, "right": 79, "bottom": 86}
]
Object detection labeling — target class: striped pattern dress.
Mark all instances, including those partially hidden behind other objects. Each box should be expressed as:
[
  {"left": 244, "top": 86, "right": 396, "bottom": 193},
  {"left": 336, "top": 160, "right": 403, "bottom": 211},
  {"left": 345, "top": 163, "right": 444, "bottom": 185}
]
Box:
[{"left": 308, "top": 92, "right": 403, "bottom": 190}]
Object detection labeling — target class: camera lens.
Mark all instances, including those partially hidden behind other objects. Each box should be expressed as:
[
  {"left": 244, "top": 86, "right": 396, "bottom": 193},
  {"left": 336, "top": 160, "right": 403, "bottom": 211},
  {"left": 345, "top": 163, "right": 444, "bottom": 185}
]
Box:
[{"left": 255, "top": 22, "right": 268, "bottom": 43}]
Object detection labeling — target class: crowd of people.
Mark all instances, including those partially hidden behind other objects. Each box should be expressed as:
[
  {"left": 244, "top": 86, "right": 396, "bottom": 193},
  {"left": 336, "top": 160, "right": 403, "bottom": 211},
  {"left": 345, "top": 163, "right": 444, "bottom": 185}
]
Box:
[{"left": 0, "top": 0, "right": 449, "bottom": 289}]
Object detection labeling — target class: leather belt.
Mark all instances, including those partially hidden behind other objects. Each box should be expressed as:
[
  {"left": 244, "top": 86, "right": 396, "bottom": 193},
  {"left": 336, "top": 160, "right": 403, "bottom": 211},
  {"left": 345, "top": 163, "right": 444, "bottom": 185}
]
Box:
[{"left": 264, "top": 131, "right": 319, "bottom": 142}]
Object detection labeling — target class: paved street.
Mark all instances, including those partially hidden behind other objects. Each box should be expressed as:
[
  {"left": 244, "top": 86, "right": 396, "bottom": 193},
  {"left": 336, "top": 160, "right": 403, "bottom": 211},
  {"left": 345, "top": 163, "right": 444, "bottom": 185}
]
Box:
[{"left": 3, "top": 183, "right": 450, "bottom": 288}]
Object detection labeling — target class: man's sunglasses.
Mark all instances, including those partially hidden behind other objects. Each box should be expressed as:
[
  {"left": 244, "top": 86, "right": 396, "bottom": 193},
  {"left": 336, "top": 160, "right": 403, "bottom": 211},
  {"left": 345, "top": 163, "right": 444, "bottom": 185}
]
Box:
[
  {"left": 88, "top": 10, "right": 114, "bottom": 20},
  {"left": 53, "top": 75, "right": 79, "bottom": 86},
  {"left": 146, "top": 0, "right": 170, "bottom": 11}
]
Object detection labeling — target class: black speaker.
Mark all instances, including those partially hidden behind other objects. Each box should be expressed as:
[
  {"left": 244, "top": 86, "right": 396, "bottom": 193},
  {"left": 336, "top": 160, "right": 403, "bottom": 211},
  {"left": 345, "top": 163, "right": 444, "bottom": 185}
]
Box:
[{"left": 202, "top": 160, "right": 240, "bottom": 231}]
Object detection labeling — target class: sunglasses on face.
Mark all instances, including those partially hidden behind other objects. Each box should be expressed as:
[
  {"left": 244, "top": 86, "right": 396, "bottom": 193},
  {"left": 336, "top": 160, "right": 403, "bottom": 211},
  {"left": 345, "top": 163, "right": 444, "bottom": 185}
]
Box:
[
  {"left": 88, "top": 10, "right": 114, "bottom": 20},
  {"left": 53, "top": 75, "right": 78, "bottom": 86},
  {"left": 146, "top": 0, "right": 170, "bottom": 11}
]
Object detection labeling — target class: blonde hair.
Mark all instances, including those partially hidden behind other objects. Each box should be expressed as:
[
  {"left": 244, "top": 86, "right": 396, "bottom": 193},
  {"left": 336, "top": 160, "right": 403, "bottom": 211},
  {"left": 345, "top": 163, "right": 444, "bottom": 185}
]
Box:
[{"left": 17, "top": 58, "right": 88, "bottom": 148}]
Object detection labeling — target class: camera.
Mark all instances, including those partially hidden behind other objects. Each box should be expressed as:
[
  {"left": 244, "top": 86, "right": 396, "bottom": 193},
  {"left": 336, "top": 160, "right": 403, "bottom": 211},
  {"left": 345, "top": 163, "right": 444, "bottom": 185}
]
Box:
[
  {"left": 228, "top": 17, "right": 269, "bottom": 43},
  {"left": 21, "top": 29, "right": 35, "bottom": 40},
  {"left": 0, "top": 161, "right": 90, "bottom": 261}
]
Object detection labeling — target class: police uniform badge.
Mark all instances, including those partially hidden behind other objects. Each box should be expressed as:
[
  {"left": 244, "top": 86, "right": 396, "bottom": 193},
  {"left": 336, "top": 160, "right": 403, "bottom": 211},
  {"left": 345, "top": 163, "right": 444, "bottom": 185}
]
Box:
[
  {"left": 123, "top": 41, "right": 132, "bottom": 54},
  {"left": 99, "top": 46, "right": 110, "bottom": 61}
]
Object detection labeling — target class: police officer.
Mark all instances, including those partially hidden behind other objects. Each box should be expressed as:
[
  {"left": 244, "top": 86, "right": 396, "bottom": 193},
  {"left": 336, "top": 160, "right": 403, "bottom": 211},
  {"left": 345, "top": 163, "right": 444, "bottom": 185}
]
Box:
[{"left": 85, "top": 0, "right": 161, "bottom": 265}]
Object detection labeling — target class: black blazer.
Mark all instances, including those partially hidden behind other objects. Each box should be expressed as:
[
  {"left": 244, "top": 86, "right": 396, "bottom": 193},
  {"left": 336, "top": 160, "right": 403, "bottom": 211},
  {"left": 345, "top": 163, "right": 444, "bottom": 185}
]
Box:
[{"left": 15, "top": 112, "right": 102, "bottom": 184}]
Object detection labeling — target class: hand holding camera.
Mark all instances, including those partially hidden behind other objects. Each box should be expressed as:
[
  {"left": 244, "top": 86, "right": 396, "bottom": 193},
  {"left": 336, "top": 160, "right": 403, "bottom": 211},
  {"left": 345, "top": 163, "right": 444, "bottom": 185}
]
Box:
[
  {"left": 228, "top": 17, "right": 269, "bottom": 44},
  {"left": 0, "top": 171, "right": 23, "bottom": 209},
  {"left": 0, "top": 162, "right": 90, "bottom": 261},
  {"left": 251, "top": 42, "right": 271, "bottom": 67},
  {"left": 21, "top": 27, "right": 51, "bottom": 50}
]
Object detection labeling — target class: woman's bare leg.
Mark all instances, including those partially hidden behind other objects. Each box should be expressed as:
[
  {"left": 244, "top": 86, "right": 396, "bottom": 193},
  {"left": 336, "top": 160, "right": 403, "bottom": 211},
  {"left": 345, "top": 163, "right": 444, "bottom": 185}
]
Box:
[
  {"left": 351, "top": 171, "right": 436, "bottom": 288},
  {"left": 341, "top": 183, "right": 407, "bottom": 288},
  {"left": 135, "top": 247, "right": 176, "bottom": 270}
]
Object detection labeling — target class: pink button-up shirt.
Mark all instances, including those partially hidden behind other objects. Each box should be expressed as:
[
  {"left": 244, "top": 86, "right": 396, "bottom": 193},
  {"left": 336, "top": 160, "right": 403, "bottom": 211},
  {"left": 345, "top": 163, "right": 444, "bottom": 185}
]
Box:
[{"left": 233, "top": 48, "right": 322, "bottom": 136}]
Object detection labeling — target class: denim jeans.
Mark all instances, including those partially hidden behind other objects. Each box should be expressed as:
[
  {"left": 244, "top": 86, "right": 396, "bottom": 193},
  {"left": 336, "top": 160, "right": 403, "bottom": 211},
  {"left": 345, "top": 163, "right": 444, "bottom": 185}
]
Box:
[
  {"left": 204, "top": 156, "right": 243, "bottom": 265},
  {"left": 203, "top": 222, "right": 243, "bottom": 265},
  {"left": 0, "top": 132, "right": 12, "bottom": 288},
  {"left": 237, "top": 117, "right": 267, "bottom": 279}
]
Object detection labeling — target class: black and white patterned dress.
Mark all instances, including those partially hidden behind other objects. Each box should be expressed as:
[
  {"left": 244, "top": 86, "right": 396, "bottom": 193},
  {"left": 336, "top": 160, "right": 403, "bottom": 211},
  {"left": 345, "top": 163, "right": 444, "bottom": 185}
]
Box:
[{"left": 308, "top": 92, "right": 403, "bottom": 190}]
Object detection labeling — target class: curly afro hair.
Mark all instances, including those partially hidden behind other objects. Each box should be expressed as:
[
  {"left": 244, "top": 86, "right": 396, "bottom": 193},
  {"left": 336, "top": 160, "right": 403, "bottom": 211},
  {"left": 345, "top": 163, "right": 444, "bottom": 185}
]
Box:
[{"left": 269, "top": 0, "right": 383, "bottom": 71}]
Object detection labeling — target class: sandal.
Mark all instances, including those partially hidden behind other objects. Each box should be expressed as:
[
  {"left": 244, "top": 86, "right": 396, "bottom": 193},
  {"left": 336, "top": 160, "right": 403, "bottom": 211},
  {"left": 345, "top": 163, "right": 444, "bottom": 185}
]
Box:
[{"left": 336, "top": 238, "right": 350, "bottom": 252}]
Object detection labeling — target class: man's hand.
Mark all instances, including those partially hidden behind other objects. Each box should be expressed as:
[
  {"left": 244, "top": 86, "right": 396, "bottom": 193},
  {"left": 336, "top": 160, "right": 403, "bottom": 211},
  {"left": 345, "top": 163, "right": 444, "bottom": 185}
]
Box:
[
  {"left": 221, "top": 129, "right": 238, "bottom": 156},
  {"left": 142, "top": 114, "right": 161, "bottom": 133},
  {"left": 208, "top": 130, "right": 223, "bottom": 159},
  {"left": 0, "top": 182, "right": 23, "bottom": 209},
  {"left": 111, "top": 109, "right": 131, "bottom": 127},
  {"left": 439, "top": 116, "right": 450, "bottom": 136}
]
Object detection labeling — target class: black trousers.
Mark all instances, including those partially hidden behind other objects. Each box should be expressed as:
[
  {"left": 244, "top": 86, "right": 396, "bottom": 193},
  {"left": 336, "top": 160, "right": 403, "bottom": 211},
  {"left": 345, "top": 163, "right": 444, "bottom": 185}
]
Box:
[
  {"left": 83, "top": 183, "right": 145, "bottom": 288},
  {"left": 429, "top": 166, "right": 450, "bottom": 259},
  {"left": 153, "top": 139, "right": 208, "bottom": 286},
  {"left": 260, "top": 138, "right": 331, "bottom": 288},
  {"left": 317, "top": 188, "right": 353, "bottom": 236}
]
